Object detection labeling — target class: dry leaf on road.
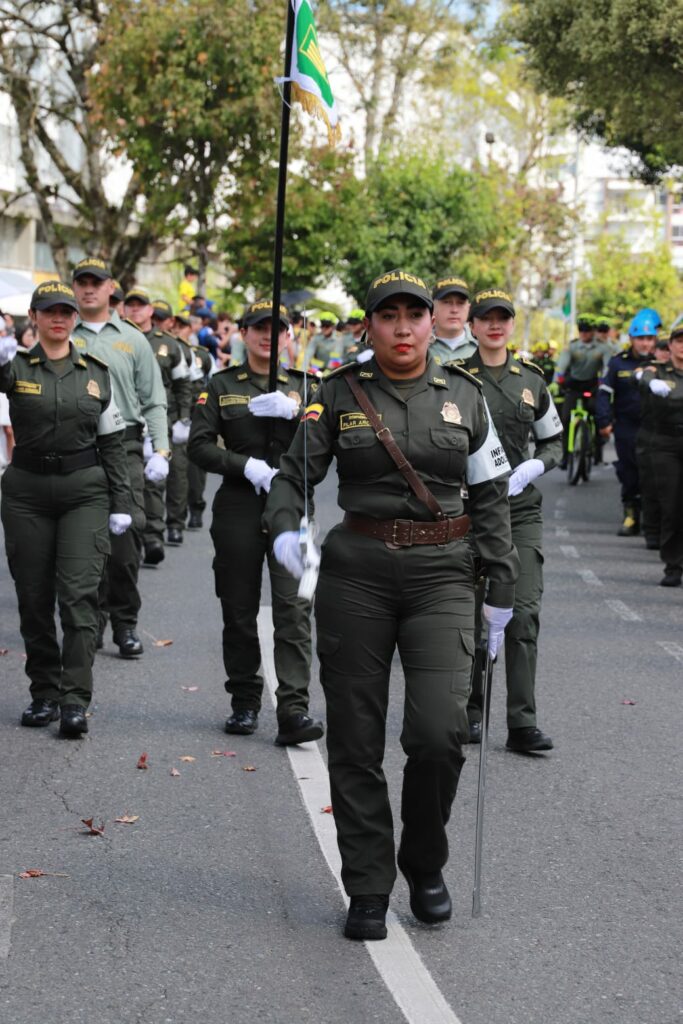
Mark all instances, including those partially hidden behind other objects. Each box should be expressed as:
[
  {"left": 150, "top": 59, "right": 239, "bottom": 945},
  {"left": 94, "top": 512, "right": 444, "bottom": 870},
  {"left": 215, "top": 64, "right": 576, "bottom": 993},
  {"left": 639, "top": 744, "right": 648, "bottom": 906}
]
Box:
[
  {"left": 242, "top": 766, "right": 257, "bottom": 772},
  {"left": 136, "top": 753, "right": 149, "bottom": 770},
  {"left": 170, "top": 767, "right": 181, "bottom": 777},
  {"left": 211, "top": 750, "right": 237, "bottom": 757},
  {"left": 114, "top": 815, "right": 140, "bottom": 825},
  {"left": 181, "top": 686, "right": 199, "bottom": 692},
  {"left": 321, "top": 806, "right": 333, "bottom": 814},
  {"left": 179, "top": 756, "right": 196, "bottom": 763},
  {"left": 18, "top": 869, "right": 69, "bottom": 879},
  {"left": 81, "top": 818, "right": 105, "bottom": 837},
  {"left": 153, "top": 639, "right": 173, "bottom": 647},
  {"left": 621, "top": 699, "right": 637, "bottom": 705}
]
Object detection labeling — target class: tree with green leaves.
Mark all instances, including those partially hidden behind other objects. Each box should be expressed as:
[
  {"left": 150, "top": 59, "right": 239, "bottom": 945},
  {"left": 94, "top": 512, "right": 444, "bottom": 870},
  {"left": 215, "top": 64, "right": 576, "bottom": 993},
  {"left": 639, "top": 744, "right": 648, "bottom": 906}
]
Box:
[
  {"left": 0, "top": 0, "right": 160, "bottom": 281},
  {"left": 91, "top": 0, "right": 285, "bottom": 291},
  {"left": 510, "top": 0, "right": 683, "bottom": 181},
  {"left": 579, "top": 232, "right": 683, "bottom": 329}
]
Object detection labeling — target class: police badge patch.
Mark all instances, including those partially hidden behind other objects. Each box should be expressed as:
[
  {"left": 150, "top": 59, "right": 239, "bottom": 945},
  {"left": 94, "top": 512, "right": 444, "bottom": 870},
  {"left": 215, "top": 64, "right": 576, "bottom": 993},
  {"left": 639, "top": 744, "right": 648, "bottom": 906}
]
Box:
[{"left": 441, "top": 401, "right": 462, "bottom": 424}]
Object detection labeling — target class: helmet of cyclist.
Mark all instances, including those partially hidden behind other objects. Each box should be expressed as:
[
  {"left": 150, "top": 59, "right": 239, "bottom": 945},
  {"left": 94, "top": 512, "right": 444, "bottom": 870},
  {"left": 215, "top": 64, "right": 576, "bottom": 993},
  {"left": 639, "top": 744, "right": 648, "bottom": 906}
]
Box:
[
  {"left": 629, "top": 309, "right": 661, "bottom": 337},
  {"left": 577, "top": 314, "right": 594, "bottom": 333}
]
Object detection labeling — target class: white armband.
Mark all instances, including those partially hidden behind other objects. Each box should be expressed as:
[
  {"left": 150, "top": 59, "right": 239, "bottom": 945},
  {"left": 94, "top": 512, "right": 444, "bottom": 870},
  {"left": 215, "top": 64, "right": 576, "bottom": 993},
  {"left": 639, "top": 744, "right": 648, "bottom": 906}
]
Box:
[
  {"left": 467, "top": 399, "right": 511, "bottom": 484},
  {"left": 97, "top": 396, "right": 125, "bottom": 436},
  {"left": 532, "top": 396, "right": 563, "bottom": 441},
  {"left": 170, "top": 358, "right": 189, "bottom": 380}
]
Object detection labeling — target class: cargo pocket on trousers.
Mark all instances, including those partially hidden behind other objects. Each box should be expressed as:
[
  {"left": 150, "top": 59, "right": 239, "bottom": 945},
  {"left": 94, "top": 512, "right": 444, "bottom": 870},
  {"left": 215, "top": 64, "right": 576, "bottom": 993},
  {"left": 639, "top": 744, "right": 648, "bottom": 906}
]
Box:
[
  {"left": 94, "top": 527, "right": 111, "bottom": 558},
  {"left": 451, "top": 630, "right": 475, "bottom": 694}
]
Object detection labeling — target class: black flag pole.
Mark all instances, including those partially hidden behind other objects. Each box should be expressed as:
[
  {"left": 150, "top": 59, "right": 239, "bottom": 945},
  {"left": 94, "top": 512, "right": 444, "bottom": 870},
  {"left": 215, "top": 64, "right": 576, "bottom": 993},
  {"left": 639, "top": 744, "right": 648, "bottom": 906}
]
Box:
[{"left": 269, "top": 0, "right": 296, "bottom": 392}]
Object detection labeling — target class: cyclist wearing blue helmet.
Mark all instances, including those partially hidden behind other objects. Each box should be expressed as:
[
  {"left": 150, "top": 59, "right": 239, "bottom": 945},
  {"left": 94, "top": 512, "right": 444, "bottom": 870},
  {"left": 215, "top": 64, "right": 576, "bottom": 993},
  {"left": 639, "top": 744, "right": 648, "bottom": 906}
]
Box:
[{"left": 597, "top": 310, "right": 657, "bottom": 537}]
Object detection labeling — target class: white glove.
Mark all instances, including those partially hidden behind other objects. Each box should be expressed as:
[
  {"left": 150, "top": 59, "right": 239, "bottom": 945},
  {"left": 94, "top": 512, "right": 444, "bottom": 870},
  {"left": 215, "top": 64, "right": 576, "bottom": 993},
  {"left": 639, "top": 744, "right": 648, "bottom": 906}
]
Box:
[
  {"left": 142, "top": 436, "right": 154, "bottom": 462},
  {"left": 172, "top": 419, "right": 191, "bottom": 444},
  {"left": 508, "top": 457, "right": 545, "bottom": 497},
  {"left": 0, "top": 335, "right": 18, "bottom": 366},
  {"left": 145, "top": 452, "right": 170, "bottom": 482},
  {"left": 248, "top": 392, "right": 299, "bottom": 420},
  {"left": 273, "top": 531, "right": 305, "bottom": 579},
  {"left": 649, "top": 379, "right": 670, "bottom": 397},
  {"left": 243, "top": 456, "right": 278, "bottom": 495},
  {"left": 356, "top": 348, "right": 373, "bottom": 364},
  {"left": 482, "top": 603, "right": 514, "bottom": 659},
  {"left": 109, "top": 513, "right": 132, "bottom": 536}
]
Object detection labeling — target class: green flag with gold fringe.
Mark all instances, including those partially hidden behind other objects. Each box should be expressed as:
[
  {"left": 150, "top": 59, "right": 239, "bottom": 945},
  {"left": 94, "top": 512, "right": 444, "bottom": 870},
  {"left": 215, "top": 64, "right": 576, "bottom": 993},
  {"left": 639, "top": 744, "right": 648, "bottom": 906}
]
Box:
[{"left": 283, "top": 0, "right": 340, "bottom": 145}]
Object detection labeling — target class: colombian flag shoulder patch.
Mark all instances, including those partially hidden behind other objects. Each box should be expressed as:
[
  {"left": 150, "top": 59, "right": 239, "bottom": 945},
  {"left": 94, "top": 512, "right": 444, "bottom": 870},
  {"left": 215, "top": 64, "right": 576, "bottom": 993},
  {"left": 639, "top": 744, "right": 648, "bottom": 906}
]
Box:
[{"left": 302, "top": 402, "right": 324, "bottom": 423}]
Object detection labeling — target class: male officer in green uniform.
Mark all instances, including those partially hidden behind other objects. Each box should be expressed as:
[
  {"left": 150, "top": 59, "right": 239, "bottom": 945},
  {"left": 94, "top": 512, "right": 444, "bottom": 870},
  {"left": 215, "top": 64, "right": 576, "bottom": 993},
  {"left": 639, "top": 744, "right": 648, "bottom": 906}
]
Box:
[
  {"left": 175, "top": 310, "right": 214, "bottom": 528},
  {"left": 555, "top": 314, "right": 612, "bottom": 466},
  {"left": 124, "top": 287, "right": 191, "bottom": 562},
  {"left": 429, "top": 276, "right": 478, "bottom": 364},
  {"left": 464, "top": 289, "right": 562, "bottom": 752},
  {"left": 305, "top": 312, "right": 343, "bottom": 372},
  {"left": 188, "top": 300, "right": 323, "bottom": 745},
  {"left": 638, "top": 327, "right": 683, "bottom": 586},
  {"left": 71, "top": 259, "right": 170, "bottom": 658},
  {"left": 0, "top": 281, "right": 131, "bottom": 734},
  {"left": 153, "top": 299, "right": 197, "bottom": 545}
]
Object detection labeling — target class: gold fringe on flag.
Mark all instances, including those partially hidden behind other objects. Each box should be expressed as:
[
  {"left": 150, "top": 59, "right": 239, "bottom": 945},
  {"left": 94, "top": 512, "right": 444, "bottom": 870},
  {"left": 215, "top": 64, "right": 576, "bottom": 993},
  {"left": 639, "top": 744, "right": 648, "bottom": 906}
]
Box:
[{"left": 292, "top": 81, "right": 341, "bottom": 147}]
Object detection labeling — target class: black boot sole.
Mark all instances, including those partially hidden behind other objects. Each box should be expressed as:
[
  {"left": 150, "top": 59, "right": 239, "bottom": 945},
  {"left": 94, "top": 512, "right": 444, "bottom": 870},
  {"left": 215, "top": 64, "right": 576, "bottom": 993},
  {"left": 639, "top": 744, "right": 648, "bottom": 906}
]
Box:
[{"left": 275, "top": 722, "right": 324, "bottom": 746}]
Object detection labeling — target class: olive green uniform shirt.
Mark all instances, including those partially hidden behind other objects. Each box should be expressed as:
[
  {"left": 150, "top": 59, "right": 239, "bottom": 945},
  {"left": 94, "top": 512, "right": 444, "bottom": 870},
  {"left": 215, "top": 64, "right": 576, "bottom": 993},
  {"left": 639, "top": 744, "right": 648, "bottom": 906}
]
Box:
[
  {"left": 263, "top": 356, "right": 519, "bottom": 607},
  {"left": 188, "top": 362, "right": 319, "bottom": 479},
  {"left": 145, "top": 328, "right": 192, "bottom": 424},
  {"left": 429, "top": 327, "right": 478, "bottom": 365},
  {"left": 556, "top": 338, "right": 612, "bottom": 382},
  {"left": 73, "top": 311, "right": 169, "bottom": 450},
  {"left": 0, "top": 342, "right": 130, "bottom": 513},
  {"left": 639, "top": 362, "right": 683, "bottom": 431}
]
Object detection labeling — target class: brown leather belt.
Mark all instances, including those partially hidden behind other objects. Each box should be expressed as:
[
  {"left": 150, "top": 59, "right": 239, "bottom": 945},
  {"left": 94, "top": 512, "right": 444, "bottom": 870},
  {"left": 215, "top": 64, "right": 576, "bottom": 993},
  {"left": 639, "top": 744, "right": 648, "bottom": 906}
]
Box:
[{"left": 343, "top": 512, "right": 470, "bottom": 547}]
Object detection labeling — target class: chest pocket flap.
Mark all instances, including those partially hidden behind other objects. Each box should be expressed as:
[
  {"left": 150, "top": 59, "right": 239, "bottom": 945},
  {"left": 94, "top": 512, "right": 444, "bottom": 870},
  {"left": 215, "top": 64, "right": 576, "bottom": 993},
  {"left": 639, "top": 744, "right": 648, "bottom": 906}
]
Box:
[{"left": 430, "top": 426, "right": 468, "bottom": 451}]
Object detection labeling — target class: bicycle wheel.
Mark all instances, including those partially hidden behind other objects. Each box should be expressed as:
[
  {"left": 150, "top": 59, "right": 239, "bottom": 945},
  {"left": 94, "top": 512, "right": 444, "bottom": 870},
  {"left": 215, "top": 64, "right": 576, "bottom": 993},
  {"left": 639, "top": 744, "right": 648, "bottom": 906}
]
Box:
[
  {"left": 582, "top": 424, "right": 594, "bottom": 482},
  {"left": 574, "top": 420, "right": 591, "bottom": 483},
  {"left": 566, "top": 421, "right": 582, "bottom": 485}
]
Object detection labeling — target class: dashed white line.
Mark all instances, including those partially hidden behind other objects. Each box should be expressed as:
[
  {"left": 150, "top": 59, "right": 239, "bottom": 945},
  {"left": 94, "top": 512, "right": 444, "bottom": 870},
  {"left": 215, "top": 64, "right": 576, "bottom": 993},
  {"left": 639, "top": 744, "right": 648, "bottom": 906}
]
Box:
[
  {"left": 554, "top": 526, "right": 570, "bottom": 538},
  {"left": 553, "top": 509, "right": 566, "bottom": 520},
  {"left": 560, "top": 545, "right": 579, "bottom": 559},
  {"left": 656, "top": 641, "right": 683, "bottom": 665},
  {"left": 577, "top": 569, "right": 603, "bottom": 586},
  {"left": 0, "top": 875, "right": 14, "bottom": 959},
  {"left": 604, "top": 599, "right": 642, "bottom": 622},
  {"left": 258, "top": 608, "right": 464, "bottom": 1024}
]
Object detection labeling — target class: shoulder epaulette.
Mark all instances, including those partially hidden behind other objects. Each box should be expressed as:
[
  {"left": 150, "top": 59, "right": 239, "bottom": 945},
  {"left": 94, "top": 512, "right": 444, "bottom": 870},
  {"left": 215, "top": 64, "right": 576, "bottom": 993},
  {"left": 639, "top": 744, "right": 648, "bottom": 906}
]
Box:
[
  {"left": 212, "top": 365, "right": 234, "bottom": 376},
  {"left": 323, "top": 361, "right": 357, "bottom": 381},
  {"left": 122, "top": 318, "right": 145, "bottom": 334},
  {"left": 83, "top": 351, "right": 109, "bottom": 369},
  {"left": 15, "top": 348, "right": 32, "bottom": 359},
  {"left": 519, "top": 358, "right": 544, "bottom": 378},
  {"left": 177, "top": 336, "right": 192, "bottom": 349},
  {"left": 443, "top": 362, "right": 482, "bottom": 389}
]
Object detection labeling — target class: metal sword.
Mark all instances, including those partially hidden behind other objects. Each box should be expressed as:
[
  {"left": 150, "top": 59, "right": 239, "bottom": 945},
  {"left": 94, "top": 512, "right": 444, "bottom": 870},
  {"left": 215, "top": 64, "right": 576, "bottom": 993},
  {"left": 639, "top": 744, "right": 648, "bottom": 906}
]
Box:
[{"left": 472, "top": 646, "right": 495, "bottom": 918}]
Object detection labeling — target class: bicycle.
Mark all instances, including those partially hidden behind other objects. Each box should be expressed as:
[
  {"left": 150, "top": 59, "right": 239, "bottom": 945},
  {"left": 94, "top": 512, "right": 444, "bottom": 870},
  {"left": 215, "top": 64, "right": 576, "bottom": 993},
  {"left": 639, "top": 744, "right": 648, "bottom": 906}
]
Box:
[{"left": 565, "top": 390, "right": 596, "bottom": 485}]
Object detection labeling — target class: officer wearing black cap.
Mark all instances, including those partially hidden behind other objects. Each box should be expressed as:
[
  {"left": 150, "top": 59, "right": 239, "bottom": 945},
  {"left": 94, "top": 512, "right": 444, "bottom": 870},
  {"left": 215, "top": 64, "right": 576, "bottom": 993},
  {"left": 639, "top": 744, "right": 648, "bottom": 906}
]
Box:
[
  {"left": 0, "top": 282, "right": 130, "bottom": 736},
  {"left": 430, "top": 276, "right": 478, "bottom": 364},
  {"left": 463, "top": 288, "right": 562, "bottom": 753},
  {"left": 174, "top": 311, "right": 214, "bottom": 528},
  {"left": 188, "top": 299, "right": 324, "bottom": 745},
  {"left": 123, "top": 287, "right": 191, "bottom": 562},
  {"left": 109, "top": 280, "right": 125, "bottom": 315},
  {"left": 264, "top": 269, "right": 518, "bottom": 941},
  {"left": 637, "top": 326, "right": 683, "bottom": 586},
  {"left": 71, "top": 258, "right": 169, "bottom": 659}
]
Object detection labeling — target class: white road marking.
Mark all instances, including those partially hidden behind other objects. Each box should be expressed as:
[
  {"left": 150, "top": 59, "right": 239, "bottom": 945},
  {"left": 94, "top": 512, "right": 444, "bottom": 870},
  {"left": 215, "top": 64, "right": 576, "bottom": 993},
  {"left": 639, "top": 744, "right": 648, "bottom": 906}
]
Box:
[
  {"left": 577, "top": 569, "right": 603, "bottom": 586},
  {"left": 560, "top": 545, "right": 579, "bottom": 559},
  {"left": 656, "top": 641, "right": 683, "bottom": 665},
  {"left": 604, "top": 599, "right": 641, "bottom": 622},
  {"left": 553, "top": 509, "right": 566, "bottom": 520},
  {"left": 554, "top": 526, "right": 570, "bottom": 538},
  {"left": 258, "top": 608, "right": 463, "bottom": 1024},
  {"left": 0, "top": 875, "right": 14, "bottom": 959}
]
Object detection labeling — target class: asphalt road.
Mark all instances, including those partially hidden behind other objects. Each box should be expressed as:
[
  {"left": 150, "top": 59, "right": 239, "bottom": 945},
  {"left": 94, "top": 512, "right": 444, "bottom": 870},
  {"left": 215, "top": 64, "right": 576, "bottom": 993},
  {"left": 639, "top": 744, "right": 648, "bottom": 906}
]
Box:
[{"left": 0, "top": 446, "right": 681, "bottom": 1024}]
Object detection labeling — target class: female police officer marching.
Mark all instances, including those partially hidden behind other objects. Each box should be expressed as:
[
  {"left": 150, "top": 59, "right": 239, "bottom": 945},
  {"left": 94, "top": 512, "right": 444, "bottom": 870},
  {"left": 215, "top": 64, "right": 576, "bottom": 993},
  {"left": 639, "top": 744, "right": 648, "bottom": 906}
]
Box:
[
  {"left": 187, "top": 300, "right": 323, "bottom": 746},
  {"left": 264, "top": 270, "right": 518, "bottom": 941},
  {"left": 0, "top": 282, "right": 131, "bottom": 737}
]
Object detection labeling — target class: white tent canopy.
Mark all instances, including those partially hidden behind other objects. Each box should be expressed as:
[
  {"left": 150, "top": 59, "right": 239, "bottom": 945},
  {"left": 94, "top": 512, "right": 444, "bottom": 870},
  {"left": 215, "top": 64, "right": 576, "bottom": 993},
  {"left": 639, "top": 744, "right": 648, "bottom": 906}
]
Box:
[{"left": 0, "top": 269, "right": 34, "bottom": 315}]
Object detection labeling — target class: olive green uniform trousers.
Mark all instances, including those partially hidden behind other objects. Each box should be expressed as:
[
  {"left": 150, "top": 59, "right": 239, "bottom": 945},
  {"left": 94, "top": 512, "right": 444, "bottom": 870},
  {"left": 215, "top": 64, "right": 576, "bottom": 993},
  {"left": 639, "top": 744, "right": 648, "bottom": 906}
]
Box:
[
  {"left": 315, "top": 527, "right": 475, "bottom": 896},
  {"left": 166, "top": 440, "right": 189, "bottom": 532},
  {"left": 1, "top": 465, "right": 110, "bottom": 707},
  {"left": 468, "top": 502, "right": 543, "bottom": 729},
  {"left": 143, "top": 477, "right": 166, "bottom": 546},
  {"left": 99, "top": 438, "right": 145, "bottom": 631},
  {"left": 210, "top": 484, "right": 312, "bottom": 725}
]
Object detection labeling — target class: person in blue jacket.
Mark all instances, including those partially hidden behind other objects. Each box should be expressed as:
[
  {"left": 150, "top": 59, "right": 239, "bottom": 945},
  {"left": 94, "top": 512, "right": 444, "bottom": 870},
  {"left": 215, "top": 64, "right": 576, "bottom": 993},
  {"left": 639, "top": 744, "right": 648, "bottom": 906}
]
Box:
[{"left": 596, "top": 309, "right": 658, "bottom": 536}]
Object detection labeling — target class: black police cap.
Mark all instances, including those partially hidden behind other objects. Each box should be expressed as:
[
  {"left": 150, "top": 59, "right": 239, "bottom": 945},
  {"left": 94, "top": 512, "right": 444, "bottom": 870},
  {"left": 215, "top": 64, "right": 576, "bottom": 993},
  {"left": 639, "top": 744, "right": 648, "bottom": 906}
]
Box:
[
  {"left": 72, "top": 257, "right": 112, "bottom": 281},
  {"left": 365, "top": 270, "right": 433, "bottom": 316},
  {"left": 30, "top": 281, "right": 79, "bottom": 312}
]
